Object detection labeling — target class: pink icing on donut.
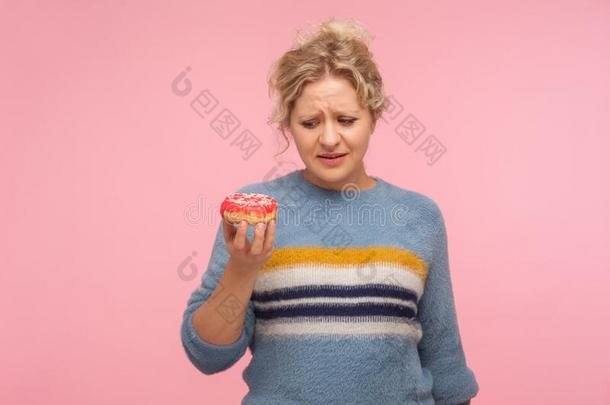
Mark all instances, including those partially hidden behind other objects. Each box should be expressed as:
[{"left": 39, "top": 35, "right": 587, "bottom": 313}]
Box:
[{"left": 220, "top": 192, "right": 278, "bottom": 225}]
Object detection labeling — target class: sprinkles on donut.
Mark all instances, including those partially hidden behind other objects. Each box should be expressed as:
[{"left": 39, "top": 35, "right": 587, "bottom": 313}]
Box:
[{"left": 220, "top": 192, "right": 278, "bottom": 226}]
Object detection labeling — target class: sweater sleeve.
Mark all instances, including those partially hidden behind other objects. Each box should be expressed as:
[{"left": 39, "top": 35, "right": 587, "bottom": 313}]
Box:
[
  {"left": 417, "top": 203, "right": 479, "bottom": 405},
  {"left": 180, "top": 217, "right": 256, "bottom": 375}
]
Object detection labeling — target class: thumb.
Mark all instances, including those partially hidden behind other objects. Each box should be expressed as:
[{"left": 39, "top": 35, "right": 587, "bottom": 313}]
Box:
[{"left": 222, "top": 219, "right": 237, "bottom": 245}]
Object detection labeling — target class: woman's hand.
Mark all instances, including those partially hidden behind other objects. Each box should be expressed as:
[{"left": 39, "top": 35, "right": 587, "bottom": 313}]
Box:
[{"left": 222, "top": 219, "right": 276, "bottom": 272}]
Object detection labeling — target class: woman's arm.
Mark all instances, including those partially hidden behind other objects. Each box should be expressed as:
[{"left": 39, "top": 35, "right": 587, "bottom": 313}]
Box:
[
  {"left": 416, "top": 201, "right": 479, "bottom": 404},
  {"left": 191, "top": 258, "right": 258, "bottom": 345},
  {"left": 180, "top": 216, "right": 257, "bottom": 375}
]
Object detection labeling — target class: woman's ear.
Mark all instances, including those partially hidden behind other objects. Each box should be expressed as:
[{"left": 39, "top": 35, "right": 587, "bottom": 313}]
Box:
[
  {"left": 369, "top": 109, "right": 376, "bottom": 133},
  {"left": 285, "top": 126, "right": 294, "bottom": 140},
  {"left": 286, "top": 117, "right": 294, "bottom": 138}
]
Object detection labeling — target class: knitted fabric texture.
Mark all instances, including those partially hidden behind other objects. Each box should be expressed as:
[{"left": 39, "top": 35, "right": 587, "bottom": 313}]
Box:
[{"left": 181, "top": 169, "right": 479, "bottom": 405}]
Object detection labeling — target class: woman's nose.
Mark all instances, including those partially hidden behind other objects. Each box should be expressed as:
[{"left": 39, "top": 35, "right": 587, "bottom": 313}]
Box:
[{"left": 319, "top": 123, "right": 341, "bottom": 147}]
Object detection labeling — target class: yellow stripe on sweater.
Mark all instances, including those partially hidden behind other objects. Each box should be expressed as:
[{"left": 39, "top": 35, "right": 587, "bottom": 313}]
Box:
[{"left": 261, "top": 246, "right": 428, "bottom": 282}]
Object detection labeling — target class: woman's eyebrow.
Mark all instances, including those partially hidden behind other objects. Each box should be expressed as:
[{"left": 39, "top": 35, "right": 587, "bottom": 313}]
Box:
[{"left": 297, "top": 110, "right": 360, "bottom": 119}]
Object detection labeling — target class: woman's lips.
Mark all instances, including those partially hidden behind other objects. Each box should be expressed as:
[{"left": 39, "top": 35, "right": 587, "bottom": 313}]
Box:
[{"left": 318, "top": 153, "right": 347, "bottom": 167}]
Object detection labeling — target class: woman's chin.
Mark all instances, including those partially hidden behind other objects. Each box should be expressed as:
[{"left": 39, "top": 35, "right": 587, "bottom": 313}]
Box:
[{"left": 308, "top": 163, "right": 353, "bottom": 184}]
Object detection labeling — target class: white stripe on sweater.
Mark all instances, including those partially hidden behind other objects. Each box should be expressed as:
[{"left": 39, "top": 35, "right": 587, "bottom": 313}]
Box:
[
  {"left": 254, "top": 262, "right": 424, "bottom": 298},
  {"left": 253, "top": 296, "right": 418, "bottom": 312},
  {"left": 255, "top": 318, "right": 423, "bottom": 341}
]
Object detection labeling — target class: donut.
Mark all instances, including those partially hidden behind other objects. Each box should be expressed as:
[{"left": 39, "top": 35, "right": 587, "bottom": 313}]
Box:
[{"left": 220, "top": 192, "right": 278, "bottom": 226}]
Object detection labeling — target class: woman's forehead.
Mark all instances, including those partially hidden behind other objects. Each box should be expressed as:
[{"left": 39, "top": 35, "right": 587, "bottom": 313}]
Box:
[
  {"left": 294, "top": 95, "right": 362, "bottom": 115},
  {"left": 292, "top": 78, "right": 364, "bottom": 116}
]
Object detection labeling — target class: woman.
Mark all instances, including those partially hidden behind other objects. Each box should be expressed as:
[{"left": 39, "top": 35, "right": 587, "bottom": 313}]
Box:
[{"left": 181, "top": 17, "right": 479, "bottom": 405}]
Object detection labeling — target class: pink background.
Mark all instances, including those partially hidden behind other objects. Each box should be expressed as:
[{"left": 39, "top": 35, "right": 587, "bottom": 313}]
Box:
[{"left": 2, "top": 0, "right": 609, "bottom": 404}]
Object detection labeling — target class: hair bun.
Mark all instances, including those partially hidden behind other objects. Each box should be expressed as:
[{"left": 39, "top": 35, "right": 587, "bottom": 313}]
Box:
[{"left": 295, "top": 17, "right": 374, "bottom": 49}]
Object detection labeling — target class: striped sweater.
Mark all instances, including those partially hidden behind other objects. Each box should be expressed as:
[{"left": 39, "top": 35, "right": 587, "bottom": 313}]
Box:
[{"left": 181, "top": 169, "right": 479, "bottom": 405}]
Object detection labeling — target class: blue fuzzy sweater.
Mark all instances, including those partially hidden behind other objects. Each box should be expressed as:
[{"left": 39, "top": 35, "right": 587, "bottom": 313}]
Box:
[{"left": 181, "top": 169, "right": 479, "bottom": 405}]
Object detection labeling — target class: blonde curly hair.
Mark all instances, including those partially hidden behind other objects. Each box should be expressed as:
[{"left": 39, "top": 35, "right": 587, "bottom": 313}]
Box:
[{"left": 266, "top": 17, "right": 390, "bottom": 157}]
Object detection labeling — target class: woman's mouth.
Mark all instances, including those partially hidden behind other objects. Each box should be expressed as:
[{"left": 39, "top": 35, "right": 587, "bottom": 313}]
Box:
[{"left": 317, "top": 153, "right": 348, "bottom": 167}]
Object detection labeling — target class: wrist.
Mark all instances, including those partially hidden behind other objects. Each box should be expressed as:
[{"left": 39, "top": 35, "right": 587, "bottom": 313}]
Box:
[{"left": 226, "top": 257, "right": 262, "bottom": 278}]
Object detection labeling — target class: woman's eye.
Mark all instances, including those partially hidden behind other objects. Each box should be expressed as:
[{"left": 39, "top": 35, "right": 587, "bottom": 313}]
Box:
[{"left": 301, "top": 119, "right": 357, "bottom": 129}]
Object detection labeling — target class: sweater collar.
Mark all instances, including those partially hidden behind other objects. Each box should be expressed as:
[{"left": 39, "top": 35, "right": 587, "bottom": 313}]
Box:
[{"left": 292, "top": 168, "right": 385, "bottom": 203}]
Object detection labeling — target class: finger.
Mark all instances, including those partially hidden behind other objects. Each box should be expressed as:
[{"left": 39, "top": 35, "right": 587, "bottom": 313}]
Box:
[
  {"left": 222, "top": 219, "right": 237, "bottom": 245},
  {"left": 263, "top": 219, "right": 276, "bottom": 252},
  {"left": 250, "top": 222, "right": 267, "bottom": 255},
  {"left": 233, "top": 220, "right": 249, "bottom": 251}
]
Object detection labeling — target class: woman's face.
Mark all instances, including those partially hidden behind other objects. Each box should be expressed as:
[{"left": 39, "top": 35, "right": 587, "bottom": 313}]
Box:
[{"left": 288, "top": 75, "right": 376, "bottom": 192}]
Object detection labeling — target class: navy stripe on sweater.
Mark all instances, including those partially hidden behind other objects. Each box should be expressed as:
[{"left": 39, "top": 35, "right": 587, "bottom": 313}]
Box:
[
  {"left": 253, "top": 302, "right": 417, "bottom": 320},
  {"left": 251, "top": 284, "right": 418, "bottom": 304}
]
